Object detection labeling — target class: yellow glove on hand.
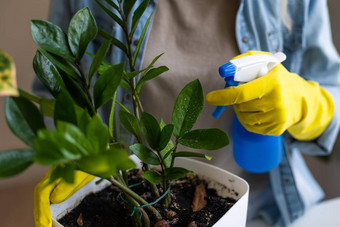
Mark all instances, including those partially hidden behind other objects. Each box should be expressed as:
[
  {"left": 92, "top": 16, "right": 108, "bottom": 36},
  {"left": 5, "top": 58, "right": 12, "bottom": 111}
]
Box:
[
  {"left": 206, "top": 51, "right": 334, "bottom": 140},
  {"left": 34, "top": 169, "right": 95, "bottom": 227}
]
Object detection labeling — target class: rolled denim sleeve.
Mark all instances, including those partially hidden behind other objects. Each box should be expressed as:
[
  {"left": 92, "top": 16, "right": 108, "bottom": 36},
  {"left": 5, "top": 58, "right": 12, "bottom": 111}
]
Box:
[{"left": 291, "top": 0, "right": 340, "bottom": 155}]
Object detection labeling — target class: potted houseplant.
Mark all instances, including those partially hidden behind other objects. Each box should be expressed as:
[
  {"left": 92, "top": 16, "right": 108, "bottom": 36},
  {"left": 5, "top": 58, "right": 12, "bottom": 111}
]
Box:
[{"left": 0, "top": 0, "right": 249, "bottom": 226}]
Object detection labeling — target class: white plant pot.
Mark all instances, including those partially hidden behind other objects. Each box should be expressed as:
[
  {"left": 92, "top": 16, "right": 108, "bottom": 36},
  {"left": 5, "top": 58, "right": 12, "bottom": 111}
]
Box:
[{"left": 51, "top": 155, "right": 249, "bottom": 227}]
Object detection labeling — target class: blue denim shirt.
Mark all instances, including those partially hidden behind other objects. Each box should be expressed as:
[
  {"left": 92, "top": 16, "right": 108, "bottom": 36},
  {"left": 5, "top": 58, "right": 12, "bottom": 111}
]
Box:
[{"left": 38, "top": 0, "right": 340, "bottom": 226}]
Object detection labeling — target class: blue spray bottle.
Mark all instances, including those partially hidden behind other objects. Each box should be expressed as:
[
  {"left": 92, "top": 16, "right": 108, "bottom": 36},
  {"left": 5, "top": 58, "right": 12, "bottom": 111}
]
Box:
[{"left": 212, "top": 52, "right": 286, "bottom": 173}]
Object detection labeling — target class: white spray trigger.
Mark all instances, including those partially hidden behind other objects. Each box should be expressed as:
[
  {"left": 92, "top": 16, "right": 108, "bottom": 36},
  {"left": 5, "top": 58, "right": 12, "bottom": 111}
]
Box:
[{"left": 230, "top": 52, "right": 286, "bottom": 82}]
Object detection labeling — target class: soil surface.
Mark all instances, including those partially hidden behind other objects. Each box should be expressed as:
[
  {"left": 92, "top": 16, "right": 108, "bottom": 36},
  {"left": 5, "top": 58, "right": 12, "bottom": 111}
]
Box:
[{"left": 59, "top": 170, "right": 236, "bottom": 227}]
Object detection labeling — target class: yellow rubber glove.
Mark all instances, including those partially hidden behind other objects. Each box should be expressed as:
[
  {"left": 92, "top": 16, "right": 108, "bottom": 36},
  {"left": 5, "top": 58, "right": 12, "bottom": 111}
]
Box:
[
  {"left": 206, "top": 51, "right": 334, "bottom": 140},
  {"left": 34, "top": 169, "right": 95, "bottom": 227}
]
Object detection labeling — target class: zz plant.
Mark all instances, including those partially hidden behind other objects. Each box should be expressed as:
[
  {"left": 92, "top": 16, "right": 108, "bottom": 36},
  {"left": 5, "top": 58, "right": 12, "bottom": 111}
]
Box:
[{"left": 0, "top": 0, "right": 229, "bottom": 226}]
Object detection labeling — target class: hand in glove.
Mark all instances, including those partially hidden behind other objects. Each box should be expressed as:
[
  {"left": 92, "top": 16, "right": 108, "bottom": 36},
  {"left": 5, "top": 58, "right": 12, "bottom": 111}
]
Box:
[
  {"left": 34, "top": 169, "right": 94, "bottom": 227},
  {"left": 206, "top": 51, "right": 334, "bottom": 140}
]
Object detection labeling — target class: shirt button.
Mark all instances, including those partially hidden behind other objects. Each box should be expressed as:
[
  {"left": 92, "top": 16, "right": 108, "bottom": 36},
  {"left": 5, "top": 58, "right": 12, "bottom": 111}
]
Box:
[
  {"left": 125, "top": 94, "right": 131, "bottom": 100},
  {"left": 276, "top": 48, "right": 280, "bottom": 52},
  {"left": 133, "top": 39, "right": 139, "bottom": 46},
  {"left": 242, "top": 37, "right": 248, "bottom": 43}
]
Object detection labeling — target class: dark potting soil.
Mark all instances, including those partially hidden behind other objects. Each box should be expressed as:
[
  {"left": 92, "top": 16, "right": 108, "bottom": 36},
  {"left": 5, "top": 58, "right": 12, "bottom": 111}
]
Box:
[{"left": 59, "top": 170, "right": 236, "bottom": 227}]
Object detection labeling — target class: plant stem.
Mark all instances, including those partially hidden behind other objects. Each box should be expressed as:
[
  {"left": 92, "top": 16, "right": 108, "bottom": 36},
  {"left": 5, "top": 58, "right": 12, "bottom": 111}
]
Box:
[
  {"left": 108, "top": 177, "right": 162, "bottom": 221},
  {"left": 75, "top": 61, "right": 94, "bottom": 106}
]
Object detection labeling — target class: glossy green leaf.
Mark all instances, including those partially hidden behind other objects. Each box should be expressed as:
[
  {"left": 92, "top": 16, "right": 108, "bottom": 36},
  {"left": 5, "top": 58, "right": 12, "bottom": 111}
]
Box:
[
  {"left": 126, "top": 53, "right": 164, "bottom": 80},
  {"left": 33, "top": 50, "right": 65, "bottom": 97},
  {"left": 123, "top": 0, "right": 137, "bottom": 17},
  {"left": 172, "top": 151, "right": 212, "bottom": 160},
  {"left": 136, "top": 66, "right": 169, "bottom": 94},
  {"left": 95, "top": 0, "right": 125, "bottom": 29},
  {"left": 5, "top": 97, "right": 45, "bottom": 146},
  {"left": 59, "top": 71, "right": 95, "bottom": 116},
  {"left": 119, "top": 79, "right": 132, "bottom": 92},
  {"left": 0, "top": 149, "right": 35, "bottom": 178},
  {"left": 86, "top": 114, "right": 109, "bottom": 154},
  {"left": 30, "top": 20, "right": 74, "bottom": 60},
  {"left": 54, "top": 90, "right": 77, "bottom": 126},
  {"left": 119, "top": 110, "right": 141, "bottom": 140},
  {"left": 98, "top": 28, "right": 128, "bottom": 56},
  {"left": 178, "top": 128, "right": 229, "bottom": 150},
  {"left": 93, "top": 63, "right": 124, "bottom": 109},
  {"left": 68, "top": 7, "right": 98, "bottom": 60},
  {"left": 39, "top": 49, "right": 81, "bottom": 82},
  {"left": 172, "top": 79, "right": 204, "bottom": 137},
  {"left": 142, "top": 170, "right": 162, "bottom": 184},
  {"left": 158, "top": 124, "right": 174, "bottom": 151},
  {"left": 130, "top": 0, "right": 149, "bottom": 39},
  {"left": 129, "top": 144, "right": 160, "bottom": 165},
  {"left": 140, "top": 112, "right": 160, "bottom": 150},
  {"left": 132, "top": 11, "right": 153, "bottom": 66},
  {"left": 49, "top": 164, "right": 76, "bottom": 184},
  {"left": 88, "top": 39, "right": 111, "bottom": 84},
  {"left": 164, "top": 167, "right": 192, "bottom": 181}
]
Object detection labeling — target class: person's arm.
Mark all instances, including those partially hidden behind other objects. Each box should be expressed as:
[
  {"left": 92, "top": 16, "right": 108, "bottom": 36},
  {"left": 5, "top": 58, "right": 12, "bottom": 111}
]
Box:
[{"left": 291, "top": 0, "right": 340, "bottom": 155}]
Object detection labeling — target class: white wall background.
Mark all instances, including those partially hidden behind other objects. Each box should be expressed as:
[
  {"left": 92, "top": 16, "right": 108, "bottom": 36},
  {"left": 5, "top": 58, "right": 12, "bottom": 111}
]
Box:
[{"left": 0, "top": 0, "right": 339, "bottom": 225}]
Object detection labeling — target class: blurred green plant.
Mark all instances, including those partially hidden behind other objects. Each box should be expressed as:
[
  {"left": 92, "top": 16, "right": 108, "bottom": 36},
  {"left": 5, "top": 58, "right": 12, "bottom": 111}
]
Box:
[{"left": 0, "top": 0, "right": 229, "bottom": 226}]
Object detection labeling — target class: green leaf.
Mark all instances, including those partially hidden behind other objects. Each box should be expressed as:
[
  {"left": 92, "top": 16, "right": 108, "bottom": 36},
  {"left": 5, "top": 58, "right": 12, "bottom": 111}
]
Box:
[
  {"left": 130, "top": 0, "right": 150, "bottom": 39},
  {"left": 58, "top": 121, "right": 94, "bottom": 156},
  {"left": 120, "top": 79, "right": 132, "bottom": 92},
  {"left": 142, "top": 170, "right": 162, "bottom": 184},
  {"left": 39, "top": 49, "right": 81, "bottom": 82},
  {"left": 33, "top": 50, "right": 65, "bottom": 97},
  {"left": 88, "top": 39, "right": 111, "bottom": 84},
  {"left": 5, "top": 97, "right": 45, "bottom": 146},
  {"left": 159, "top": 120, "right": 174, "bottom": 168},
  {"left": 68, "top": 7, "right": 98, "bottom": 60},
  {"left": 140, "top": 112, "right": 160, "bottom": 150},
  {"left": 30, "top": 20, "right": 74, "bottom": 60},
  {"left": 129, "top": 144, "right": 160, "bottom": 165},
  {"left": 40, "top": 98, "right": 55, "bottom": 118},
  {"left": 104, "top": 0, "right": 119, "bottom": 11},
  {"left": 123, "top": 0, "right": 137, "bottom": 17},
  {"left": 178, "top": 128, "right": 229, "bottom": 150},
  {"left": 86, "top": 114, "right": 109, "bottom": 154},
  {"left": 76, "top": 107, "right": 91, "bottom": 133},
  {"left": 164, "top": 167, "right": 192, "bottom": 181},
  {"left": 0, "top": 149, "right": 35, "bottom": 178},
  {"left": 59, "top": 71, "right": 95, "bottom": 116},
  {"left": 172, "top": 79, "right": 204, "bottom": 137},
  {"left": 119, "top": 110, "right": 141, "bottom": 140},
  {"left": 49, "top": 164, "right": 76, "bottom": 184},
  {"left": 109, "top": 92, "right": 117, "bottom": 139},
  {"left": 95, "top": 0, "right": 125, "bottom": 29},
  {"left": 158, "top": 124, "right": 174, "bottom": 151},
  {"left": 132, "top": 11, "right": 153, "bottom": 66},
  {"left": 78, "top": 147, "right": 135, "bottom": 178},
  {"left": 54, "top": 90, "right": 77, "bottom": 126},
  {"left": 126, "top": 53, "right": 164, "bottom": 80},
  {"left": 172, "top": 151, "right": 212, "bottom": 160},
  {"left": 98, "top": 28, "right": 128, "bottom": 56},
  {"left": 93, "top": 63, "right": 124, "bottom": 109},
  {"left": 136, "top": 66, "right": 169, "bottom": 94},
  {"left": 34, "top": 133, "right": 67, "bottom": 165}
]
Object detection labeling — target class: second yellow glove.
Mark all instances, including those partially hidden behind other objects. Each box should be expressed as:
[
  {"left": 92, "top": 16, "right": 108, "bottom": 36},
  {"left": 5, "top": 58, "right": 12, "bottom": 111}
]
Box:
[
  {"left": 34, "top": 170, "right": 95, "bottom": 227},
  {"left": 206, "top": 57, "right": 334, "bottom": 140}
]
